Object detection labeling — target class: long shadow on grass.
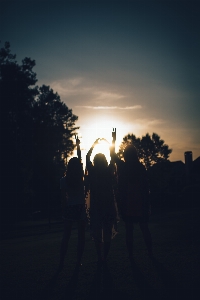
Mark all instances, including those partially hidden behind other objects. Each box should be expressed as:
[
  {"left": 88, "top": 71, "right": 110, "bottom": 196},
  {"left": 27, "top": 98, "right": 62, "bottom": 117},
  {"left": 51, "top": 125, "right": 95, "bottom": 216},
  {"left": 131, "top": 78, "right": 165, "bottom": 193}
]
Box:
[
  {"left": 64, "top": 264, "right": 81, "bottom": 298},
  {"left": 85, "top": 263, "right": 102, "bottom": 300},
  {"left": 38, "top": 268, "right": 61, "bottom": 300},
  {"left": 151, "top": 257, "right": 192, "bottom": 300},
  {"left": 86, "top": 262, "right": 133, "bottom": 300},
  {"left": 130, "top": 258, "right": 160, "bottom": 300},
  {"left": 36, "top": 271, "right": 60, "bottom": 300},
  {"left": 38, "top": 264, "right": 81, "bottom": 300}
]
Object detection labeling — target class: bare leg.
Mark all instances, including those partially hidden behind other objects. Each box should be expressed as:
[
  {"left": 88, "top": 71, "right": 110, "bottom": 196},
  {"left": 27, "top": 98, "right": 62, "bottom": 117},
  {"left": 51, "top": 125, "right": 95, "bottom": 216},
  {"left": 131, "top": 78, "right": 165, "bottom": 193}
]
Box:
[
  {"left": 95, "top": 241, "right": 103, "bottom": 262},
  {"left": 139, "top": 222, "right": 152, "bottom": 256},
  {"left": 125, "top": 221, "right": 134, "bottom": 258},
  {"left": 92, "top": 222, "right": 103, "bottom": 262},
  {"left": 103, "top": 242, "right": 111, "bottom": 261},
  {"left": 77, "top": 220, "right": 86, "bottom": 265},
  {"left": 102, "top": 220, "right": 113, "bottom": 261},
  {"left": 59, "top": 219, "right": 73, "bottom": 269}
]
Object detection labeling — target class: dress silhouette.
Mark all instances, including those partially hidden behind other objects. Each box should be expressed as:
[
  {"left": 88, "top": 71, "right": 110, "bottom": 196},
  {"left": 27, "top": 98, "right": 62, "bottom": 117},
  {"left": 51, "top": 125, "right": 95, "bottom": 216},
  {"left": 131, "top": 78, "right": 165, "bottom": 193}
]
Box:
[
  {"left": 111, "top": 144, "right": 152, "bottom": 258},
  {"left": 86, "top": 139, "right": 117, "bottom": 263},
  {"left": 59, "top": 157, "right": 87, "bottom": 271}
]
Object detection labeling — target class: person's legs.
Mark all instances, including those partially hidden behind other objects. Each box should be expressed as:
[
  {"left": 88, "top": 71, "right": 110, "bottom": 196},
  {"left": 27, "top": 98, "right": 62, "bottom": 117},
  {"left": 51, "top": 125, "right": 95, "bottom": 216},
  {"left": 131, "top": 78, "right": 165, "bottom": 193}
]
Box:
[
  {"left": 125, "top": 221, "right": 134, "bottom": 258},
  {"left": 94, "top": 227, "right": 103, "bottom": 262},
  {"left": 77, "top": 220, "right": 86, "bottom": 265},
  {"left": 139, "top": 221, "right": 152, "bottom": 256},
  {"left": 102, "top": 218, "right": 113, "bottom": 261},
  {"left": 92, "top": 214, "right": 103, "bottom": 262},
  {"left": 59, "top": 219, "right": 73, "bottom": 269}
]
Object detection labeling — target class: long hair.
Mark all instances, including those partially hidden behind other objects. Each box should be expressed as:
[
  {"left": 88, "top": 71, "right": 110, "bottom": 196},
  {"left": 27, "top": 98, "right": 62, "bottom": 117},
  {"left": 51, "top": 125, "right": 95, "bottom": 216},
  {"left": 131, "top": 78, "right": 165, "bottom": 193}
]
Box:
[
  {"left": 92, "top": 153, "right": 109, "bottom": 184},
  {"left": 123, "top": 145, "right": 141, "bottom": 181},
  {"left": 93, "top": 153, "right": 108, "bottom": 169},
  {"left": 91, "top": 153, "right": 113, "bottom": 199},
  {"left": 65, "top": 157, "right": 83, "bottom": 190},
  {"left": 123, "top": 144, "right": 138, "bottom": 163}
]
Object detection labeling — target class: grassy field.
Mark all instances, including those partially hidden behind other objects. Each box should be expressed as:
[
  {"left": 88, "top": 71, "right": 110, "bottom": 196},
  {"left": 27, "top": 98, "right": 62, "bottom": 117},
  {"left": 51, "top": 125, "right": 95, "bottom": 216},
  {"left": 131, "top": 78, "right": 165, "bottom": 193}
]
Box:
[{"left": 1, "top": 207, "right": 199, "bottom": 300}]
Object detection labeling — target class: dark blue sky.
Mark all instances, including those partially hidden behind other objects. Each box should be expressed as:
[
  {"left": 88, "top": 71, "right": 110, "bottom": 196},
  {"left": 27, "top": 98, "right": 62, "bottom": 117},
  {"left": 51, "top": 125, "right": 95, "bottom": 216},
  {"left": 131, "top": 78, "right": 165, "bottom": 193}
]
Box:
[{"left": 1, "top": 0, "right": 200, "bottom": 162}]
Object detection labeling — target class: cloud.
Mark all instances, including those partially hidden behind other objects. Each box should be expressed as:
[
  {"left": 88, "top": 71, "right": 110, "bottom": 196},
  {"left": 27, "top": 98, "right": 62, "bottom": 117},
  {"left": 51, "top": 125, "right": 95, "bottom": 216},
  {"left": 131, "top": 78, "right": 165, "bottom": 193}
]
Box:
[
  {"left": 93, "top": 91, "right": 124, "bottom": 101},
  {"left": 75, "top": 105, "right": 142, "bottom": 110},
  {"left": 146, "top": 119, "right": 165, "bottom": 125},
  {"left": 50, "top": 77, "right": 126, "bottom": 103},
  {"left": 51, "top": 77, "right": 85, "bottom": 97}
]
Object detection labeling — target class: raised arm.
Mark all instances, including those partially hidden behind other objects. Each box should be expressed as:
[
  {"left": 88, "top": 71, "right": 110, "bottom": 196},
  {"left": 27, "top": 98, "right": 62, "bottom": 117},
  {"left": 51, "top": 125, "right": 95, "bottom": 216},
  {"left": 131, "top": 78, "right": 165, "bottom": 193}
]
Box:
[
  {"left": 75, "top": 135, "right": 81, "bottom": 161},
  {"left": 86, "top": 138, "right": 101, "bottom": 171},
  {"left": 110, "top": 144, "right": 122, "bottom": 165}
]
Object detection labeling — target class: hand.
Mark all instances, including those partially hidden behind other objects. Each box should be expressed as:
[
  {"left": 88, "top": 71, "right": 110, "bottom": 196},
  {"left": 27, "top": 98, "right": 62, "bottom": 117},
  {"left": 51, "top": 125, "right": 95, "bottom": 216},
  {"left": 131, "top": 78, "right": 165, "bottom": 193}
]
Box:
[
  {"left": 101, "top": 138, "right": 108, "bottom": 143},
  {"left": 76, "top": 138, "right": 80, "bottom": 146},
  {"left": 93, "top": 138, "right": 101, "bottom": 147}
]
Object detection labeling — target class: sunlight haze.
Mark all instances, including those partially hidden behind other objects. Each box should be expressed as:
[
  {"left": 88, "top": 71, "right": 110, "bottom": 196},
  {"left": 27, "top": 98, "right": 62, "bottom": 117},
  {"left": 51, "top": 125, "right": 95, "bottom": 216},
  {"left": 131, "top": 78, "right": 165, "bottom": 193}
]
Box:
[{"left": 1, "top": 0, "right": 199, "bottom": 165}]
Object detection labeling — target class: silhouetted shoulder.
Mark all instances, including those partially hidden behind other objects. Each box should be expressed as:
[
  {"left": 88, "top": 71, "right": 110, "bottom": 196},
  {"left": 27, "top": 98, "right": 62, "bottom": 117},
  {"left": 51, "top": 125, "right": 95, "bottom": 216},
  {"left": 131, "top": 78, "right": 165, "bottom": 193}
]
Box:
[{"left": 114, "top": 157, "right": 125, "bottom": 170}]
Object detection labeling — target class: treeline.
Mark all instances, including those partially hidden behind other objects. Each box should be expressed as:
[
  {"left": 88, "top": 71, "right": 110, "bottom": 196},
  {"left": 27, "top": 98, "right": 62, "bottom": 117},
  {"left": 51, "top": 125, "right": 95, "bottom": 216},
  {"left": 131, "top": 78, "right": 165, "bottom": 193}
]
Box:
[
  {"left": 0, "top": 42, "right": 78, "bottom": 225},
  {"left": 0, "top": 42, "right": 179, "bottom": 227},
  {"left": 118, "top": 133, "right": 172, "bottom": 169}
]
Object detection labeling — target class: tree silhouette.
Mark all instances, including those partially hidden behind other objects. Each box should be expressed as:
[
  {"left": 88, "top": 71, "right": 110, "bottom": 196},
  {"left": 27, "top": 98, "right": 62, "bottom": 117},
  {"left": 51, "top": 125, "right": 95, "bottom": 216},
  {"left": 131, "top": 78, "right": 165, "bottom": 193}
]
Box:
[
  {"left": 118, "top": 133, "right": 172, "bottom": 169},
  {"left": 31, "top": 85, "right": 79, "bottom": 216},
  {"left": 32, "top": 85, "right": 78, "bottom": 165},
  {"left": 0, "top": 42, "right": 78, "bottom": 224},
  {"left": 0, "top": 42, "right": 38, "bottom": 223}
]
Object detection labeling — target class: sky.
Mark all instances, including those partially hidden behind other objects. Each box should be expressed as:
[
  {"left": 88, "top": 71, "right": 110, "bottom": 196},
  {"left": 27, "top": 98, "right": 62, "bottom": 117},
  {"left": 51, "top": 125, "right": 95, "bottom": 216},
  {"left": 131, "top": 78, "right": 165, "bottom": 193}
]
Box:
[{"left": 1, "top": 0, "right": 200, "bottom": 166}]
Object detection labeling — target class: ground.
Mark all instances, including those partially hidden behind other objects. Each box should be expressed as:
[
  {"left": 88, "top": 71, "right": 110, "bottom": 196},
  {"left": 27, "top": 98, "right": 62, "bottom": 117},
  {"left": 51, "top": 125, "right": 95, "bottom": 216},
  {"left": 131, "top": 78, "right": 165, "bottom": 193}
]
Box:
[{"left": 0, "top": 207, "right": 199, "bottom": 300}]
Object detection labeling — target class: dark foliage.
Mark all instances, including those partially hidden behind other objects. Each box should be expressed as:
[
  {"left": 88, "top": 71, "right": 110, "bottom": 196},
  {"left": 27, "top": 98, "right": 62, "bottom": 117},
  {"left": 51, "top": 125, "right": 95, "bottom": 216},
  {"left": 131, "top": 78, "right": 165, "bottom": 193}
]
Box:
[
  {"left": 0, "top": 42, "right": 78, "bottom": 225},
  {"left": 118, "top": 133, "right": 172, "bottom": 169}
]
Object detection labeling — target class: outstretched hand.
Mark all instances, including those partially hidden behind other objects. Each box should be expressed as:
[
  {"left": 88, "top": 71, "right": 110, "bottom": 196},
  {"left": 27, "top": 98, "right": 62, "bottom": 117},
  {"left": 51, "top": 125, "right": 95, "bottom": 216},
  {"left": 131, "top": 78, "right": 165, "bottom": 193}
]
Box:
[
  {"left": 92, "top": 138, "right": 101, "bottom": 147},
  {"left": 101, "top": 138, "right": 110, "bottom": 144},
  {"left": 76, "top": 138, "right": 80, "bottom": 144}
]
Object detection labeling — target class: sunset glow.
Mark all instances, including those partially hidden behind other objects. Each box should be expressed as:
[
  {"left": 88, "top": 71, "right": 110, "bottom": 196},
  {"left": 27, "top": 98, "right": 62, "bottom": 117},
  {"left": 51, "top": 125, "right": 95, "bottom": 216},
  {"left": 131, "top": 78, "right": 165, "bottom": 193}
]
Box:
[
  {"left": 1, "top": 1, "right": 199, "bottom": 298},
  {"left": 1, "top": 0, "right": 199, "bottom": 164},
  {"left": 74, "top": 116, "right": 139, "bottom": 169},
  {"left": 90, "top": 139, "right": 111, "bottom": 165}
]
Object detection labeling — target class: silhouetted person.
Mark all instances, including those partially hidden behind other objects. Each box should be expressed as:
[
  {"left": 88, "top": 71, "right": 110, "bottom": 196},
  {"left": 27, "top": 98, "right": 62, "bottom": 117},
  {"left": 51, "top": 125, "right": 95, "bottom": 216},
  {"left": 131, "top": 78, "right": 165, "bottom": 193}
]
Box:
[
  {"left": 86, "top": 139, "right": 117, "bottom": 263},
  {"left": 111, "top": 144, "right": 152, "bottom": 259},
  {"left": 58, "top": 157, "right": 86, "bottom": 271}
]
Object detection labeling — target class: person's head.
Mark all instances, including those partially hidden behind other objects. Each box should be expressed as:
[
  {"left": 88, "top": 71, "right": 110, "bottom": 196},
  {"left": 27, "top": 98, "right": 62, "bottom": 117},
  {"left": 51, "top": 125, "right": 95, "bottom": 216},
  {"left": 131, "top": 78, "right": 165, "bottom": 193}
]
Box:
[
  {"left": 93, "top": 153, "right": 108, "bottom": 169},
  {"left": 123, "top": 144, "right": 138, "bottom": 164},
  {"left": 66, "top": 157, "right": 83, "bottom": 183}
]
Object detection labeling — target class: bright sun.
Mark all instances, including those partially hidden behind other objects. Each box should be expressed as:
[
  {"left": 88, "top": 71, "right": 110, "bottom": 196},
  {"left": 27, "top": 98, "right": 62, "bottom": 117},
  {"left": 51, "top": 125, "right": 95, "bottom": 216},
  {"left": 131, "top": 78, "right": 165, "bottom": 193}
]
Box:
[
  {"left": 72, "top": 116, "right": 136, "bottom": 170},
  {"left": 78, "top": 118, "right": 117, "bottom": 166},
  {"left": 90, "top": 138, "right": 111, "bottom": 164}
]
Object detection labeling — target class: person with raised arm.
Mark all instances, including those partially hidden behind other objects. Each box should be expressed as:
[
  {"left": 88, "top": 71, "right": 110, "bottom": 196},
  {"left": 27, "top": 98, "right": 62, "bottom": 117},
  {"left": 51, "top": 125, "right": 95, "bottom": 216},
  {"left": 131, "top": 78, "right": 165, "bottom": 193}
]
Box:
[
  {"left": 86, "top": 139, "right": 117, "bottom": 264},
  {"left": 58, "top": 144, "right": 87, "bottom": 271},
  {"left": 110, "top": 144, "right": 153, "bottom": 259}
]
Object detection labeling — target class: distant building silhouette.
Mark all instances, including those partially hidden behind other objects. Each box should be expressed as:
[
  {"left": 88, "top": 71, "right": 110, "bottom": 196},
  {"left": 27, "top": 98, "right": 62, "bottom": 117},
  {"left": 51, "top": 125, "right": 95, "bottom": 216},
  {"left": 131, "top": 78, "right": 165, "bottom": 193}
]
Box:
[
  {"left": 184, "top": 151, "right": 193, "bottom": 184},
  {"left": 148, "top": 151, "right": 200, "bottom": 209},
  {"left": 191, "top": 156, "right": 200, "bottom": 185}
]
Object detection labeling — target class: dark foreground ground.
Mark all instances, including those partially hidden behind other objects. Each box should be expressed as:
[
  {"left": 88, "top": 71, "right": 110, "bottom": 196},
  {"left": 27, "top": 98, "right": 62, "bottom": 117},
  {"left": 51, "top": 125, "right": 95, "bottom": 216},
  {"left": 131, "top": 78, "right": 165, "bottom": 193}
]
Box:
[{"left": 1, "top": 207, "right": 200, "bottom": 300}]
